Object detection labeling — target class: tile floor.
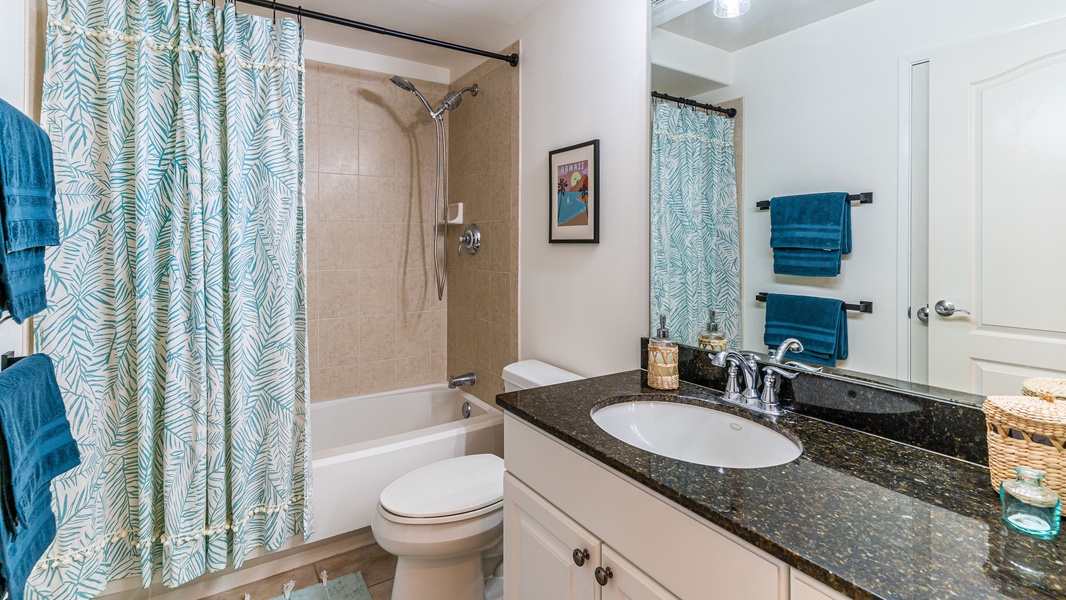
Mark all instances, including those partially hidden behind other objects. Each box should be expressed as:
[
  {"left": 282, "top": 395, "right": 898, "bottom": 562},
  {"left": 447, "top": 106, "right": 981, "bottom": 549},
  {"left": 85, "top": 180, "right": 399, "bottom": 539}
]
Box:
[{"left": 209, "top": 542, "right": 396, "bottom": 600}]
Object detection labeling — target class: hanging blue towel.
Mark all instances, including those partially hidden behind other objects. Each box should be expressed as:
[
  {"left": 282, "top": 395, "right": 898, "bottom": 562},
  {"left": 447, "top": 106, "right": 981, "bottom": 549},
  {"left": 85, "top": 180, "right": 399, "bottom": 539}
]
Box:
[
  {"left": 769, "top": 192, "right": 850, "bottom": 277},
  {"left": 0, "top": 354, "right": 80, "bottom": 600},
  {"left": 0, "top": 229, "right": 46, "bottom": 324},
  {"left": 763, "top": 293, "right": 848, "bottom": 367},
  {"left": 0, "top": 99, "right": 58, "bottom": 253}
]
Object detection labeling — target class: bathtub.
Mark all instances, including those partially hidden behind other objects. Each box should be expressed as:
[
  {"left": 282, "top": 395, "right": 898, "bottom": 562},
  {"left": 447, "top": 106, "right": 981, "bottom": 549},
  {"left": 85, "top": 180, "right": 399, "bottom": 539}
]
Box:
[{"left": 310, "top": 384, "right": 504, "bottom": 541}]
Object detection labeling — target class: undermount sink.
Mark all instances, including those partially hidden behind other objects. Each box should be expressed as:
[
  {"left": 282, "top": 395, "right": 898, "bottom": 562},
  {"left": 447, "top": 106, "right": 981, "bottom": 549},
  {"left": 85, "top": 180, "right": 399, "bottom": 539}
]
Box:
[{"left": 591, "top": 400, "right": 802, "bottom": 469}]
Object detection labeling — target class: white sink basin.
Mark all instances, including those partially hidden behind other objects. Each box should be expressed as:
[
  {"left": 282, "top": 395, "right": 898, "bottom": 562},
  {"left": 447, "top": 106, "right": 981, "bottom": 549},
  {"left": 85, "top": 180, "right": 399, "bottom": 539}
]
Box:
[{"left": 591, "top": 401, "right": 802, "bottom": 469}]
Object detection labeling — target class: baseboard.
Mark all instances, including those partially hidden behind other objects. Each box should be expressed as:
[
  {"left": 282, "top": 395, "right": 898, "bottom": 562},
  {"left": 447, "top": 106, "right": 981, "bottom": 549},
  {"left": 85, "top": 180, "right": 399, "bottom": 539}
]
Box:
[{"left": 96, "top": 528, "right": 376, "bottom": 600}]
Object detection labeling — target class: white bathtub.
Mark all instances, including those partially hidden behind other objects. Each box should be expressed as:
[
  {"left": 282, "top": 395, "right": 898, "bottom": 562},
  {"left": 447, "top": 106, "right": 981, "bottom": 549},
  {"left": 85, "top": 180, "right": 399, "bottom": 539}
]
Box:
[{"left": 310, "top": 384, "right": 504, "bottom": 541}]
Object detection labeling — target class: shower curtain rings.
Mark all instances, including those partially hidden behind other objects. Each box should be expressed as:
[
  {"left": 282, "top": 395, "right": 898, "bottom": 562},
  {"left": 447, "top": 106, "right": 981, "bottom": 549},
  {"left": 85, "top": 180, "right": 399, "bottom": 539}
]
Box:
[
  {"left": 272, "top": 0, "right": 277, "bottom": 23},
  {"left": 297, "top": 5, "right": 303, "bottom": 26}
]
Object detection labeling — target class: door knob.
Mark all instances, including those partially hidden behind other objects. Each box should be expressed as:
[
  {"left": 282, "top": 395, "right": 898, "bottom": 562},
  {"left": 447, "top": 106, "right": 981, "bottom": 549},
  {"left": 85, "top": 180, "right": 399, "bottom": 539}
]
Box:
[
  {"left": 572, "top": 548, "right": 589, "bottom": 567},
  {"left": 594, "top": 566, "right": 614, "bottom": 586},
  {"left": 916, "top": 305, "right": 929, "bottom": 323},
  {"left": 934, "top": 300, "right": 970, "bottom": 317}
]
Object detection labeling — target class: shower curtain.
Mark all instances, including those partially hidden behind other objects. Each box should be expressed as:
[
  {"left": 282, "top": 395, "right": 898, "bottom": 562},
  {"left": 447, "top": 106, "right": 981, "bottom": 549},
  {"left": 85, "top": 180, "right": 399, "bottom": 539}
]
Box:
[
  {"left": 651, "top": 102, "right": 740, "bottom": 348},
  {"left": 30, "top": 0, "right": 310, "bottom": 596}
]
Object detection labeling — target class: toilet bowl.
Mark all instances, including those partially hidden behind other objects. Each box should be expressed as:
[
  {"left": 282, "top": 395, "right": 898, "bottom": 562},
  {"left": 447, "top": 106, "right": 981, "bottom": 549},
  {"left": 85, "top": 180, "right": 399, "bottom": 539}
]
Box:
[
  {"left": 374, "top": 361, "right": 582, "bottom": 600},
  {"left": 371, "top": 454, "right": 505, "bottom": 600}
]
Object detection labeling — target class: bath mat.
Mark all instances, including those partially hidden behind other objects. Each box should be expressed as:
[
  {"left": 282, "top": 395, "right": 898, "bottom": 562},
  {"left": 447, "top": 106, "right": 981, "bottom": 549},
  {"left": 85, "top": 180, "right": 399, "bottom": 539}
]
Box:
[{"left": 266, "top": 572, "right": 372, "bottom": 600}]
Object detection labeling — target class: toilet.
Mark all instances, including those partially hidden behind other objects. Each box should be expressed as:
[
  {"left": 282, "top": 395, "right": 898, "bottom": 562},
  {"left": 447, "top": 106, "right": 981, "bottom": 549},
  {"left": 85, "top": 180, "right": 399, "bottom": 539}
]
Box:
[{"left": 372, "top": 360, "right": 582, "bottom": 600}]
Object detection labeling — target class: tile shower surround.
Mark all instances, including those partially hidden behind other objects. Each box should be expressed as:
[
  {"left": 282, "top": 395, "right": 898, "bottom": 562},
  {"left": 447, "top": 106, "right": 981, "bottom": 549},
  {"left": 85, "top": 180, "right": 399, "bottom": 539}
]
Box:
[
  {"left": 640, "top": 338, "right": 990, "bottom": 465},
  {"left": 446, "top": 43, "right": 520, "bottom": 408},
  {"left": 305, "top": 61, "right": 449, "bottom": 401}
]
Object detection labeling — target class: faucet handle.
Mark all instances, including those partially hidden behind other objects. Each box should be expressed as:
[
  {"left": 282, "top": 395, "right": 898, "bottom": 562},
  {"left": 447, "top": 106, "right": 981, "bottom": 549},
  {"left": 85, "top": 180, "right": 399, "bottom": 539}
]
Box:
[{"left": 762, "top": 365, "right": 800, "bottom": 380}]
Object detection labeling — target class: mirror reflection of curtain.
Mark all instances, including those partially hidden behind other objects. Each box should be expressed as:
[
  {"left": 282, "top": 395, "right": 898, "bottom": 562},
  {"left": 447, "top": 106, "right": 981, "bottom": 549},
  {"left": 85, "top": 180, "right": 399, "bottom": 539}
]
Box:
[{"left": 650, "top": 103, "right": 740, "bottom": 348}]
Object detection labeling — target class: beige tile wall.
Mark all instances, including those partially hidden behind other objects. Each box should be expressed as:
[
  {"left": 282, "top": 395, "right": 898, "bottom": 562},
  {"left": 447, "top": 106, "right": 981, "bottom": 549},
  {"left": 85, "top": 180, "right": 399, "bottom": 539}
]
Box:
[
  {"left": 446, "top": 43, "right": 520, "bottom": 407},
  {"left": 306, "top": 60, "right": 449, "bottom": 402}
]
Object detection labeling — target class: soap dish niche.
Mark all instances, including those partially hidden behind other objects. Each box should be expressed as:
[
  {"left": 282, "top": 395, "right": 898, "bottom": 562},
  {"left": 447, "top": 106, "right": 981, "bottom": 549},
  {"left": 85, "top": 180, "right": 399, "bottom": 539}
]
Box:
[{"left": 442, "top": 202, "right": 463, "bottom": 225}]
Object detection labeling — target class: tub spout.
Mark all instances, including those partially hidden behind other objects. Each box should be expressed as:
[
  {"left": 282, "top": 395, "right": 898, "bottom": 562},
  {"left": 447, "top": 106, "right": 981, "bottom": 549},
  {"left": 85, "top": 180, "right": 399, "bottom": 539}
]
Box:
[{"left": 449, "top": 372, "right": 477, "bottom": 389}]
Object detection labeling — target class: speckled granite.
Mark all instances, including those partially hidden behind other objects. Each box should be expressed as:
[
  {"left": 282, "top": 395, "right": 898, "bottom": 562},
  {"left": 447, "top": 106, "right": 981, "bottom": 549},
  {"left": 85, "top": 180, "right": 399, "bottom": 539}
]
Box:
[
  {"left": 641, "top": 338, "right": 990, "bottom": 465},
  {"left": 497, "top": 371, "right": 1066, "bottom": 600}
]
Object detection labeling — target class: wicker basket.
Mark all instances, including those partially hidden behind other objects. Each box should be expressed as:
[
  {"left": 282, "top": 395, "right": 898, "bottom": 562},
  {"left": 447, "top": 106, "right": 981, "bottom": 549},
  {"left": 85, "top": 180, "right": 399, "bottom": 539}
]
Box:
[
  {"left": 983, "top": 395, "right": 1066, "bottom": 499},
  {"left": 647, "top": 345, "right": 679, "bottom": 390},
  {"left": 1022, "top": 378, "right": 1066, "bottom": 401}
]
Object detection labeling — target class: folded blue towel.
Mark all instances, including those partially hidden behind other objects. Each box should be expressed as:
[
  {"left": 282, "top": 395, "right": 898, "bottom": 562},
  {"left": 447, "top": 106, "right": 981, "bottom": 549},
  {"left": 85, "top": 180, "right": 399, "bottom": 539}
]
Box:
[
  {"left": 0, "top": 354, "right": 80, "bottom": 600},
  {"left": 0, "top": 99, "right": 58, "bottom": 253},
  {"left": 0, "top": 224, "right": 47, "bottom": 324},
  {"left": 769, "top": 192, "right": 850, "bottom": 277},
  {"left": 763, "top": 293, "right": 848, "bottom": 367}
]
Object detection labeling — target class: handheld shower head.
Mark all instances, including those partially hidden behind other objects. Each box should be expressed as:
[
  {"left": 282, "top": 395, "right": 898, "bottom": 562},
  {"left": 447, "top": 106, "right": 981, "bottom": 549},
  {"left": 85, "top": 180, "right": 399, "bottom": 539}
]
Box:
[
  {"left": 389, "top": 75, "right": 417, "bottom": 93},
  {"left": 390, "top": 75, "right": 434, "bottom": 114}
]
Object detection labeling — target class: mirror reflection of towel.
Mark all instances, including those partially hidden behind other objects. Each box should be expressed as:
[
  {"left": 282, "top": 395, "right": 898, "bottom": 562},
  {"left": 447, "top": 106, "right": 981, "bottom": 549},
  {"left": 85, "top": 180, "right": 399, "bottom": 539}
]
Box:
[
  {"left": 769, "top": 192, "right": 850, "bottom": 277},
  {"left": 763, "top": 293, "right": 848, "bottom": 366}
]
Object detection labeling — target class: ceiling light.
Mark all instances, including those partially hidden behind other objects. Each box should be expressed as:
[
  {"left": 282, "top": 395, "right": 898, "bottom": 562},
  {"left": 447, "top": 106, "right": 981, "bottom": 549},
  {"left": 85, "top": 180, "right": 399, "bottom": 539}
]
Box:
[{"left": 713, "top": 0, "right": 750, "bottom": 18}]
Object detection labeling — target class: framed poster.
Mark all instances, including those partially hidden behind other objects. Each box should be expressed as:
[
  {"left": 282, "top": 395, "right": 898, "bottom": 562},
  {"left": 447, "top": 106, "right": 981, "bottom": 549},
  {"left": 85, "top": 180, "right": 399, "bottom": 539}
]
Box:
[{"left": 548, "top": 139, "right": 599, "bottom": 243}]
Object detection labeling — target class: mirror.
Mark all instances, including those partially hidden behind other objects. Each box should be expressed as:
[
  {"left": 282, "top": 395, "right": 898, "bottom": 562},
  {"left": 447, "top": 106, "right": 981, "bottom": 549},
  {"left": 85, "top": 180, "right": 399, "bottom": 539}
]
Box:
[{"left": 648, "top": 1, "right": 1066, "bottom": 399}]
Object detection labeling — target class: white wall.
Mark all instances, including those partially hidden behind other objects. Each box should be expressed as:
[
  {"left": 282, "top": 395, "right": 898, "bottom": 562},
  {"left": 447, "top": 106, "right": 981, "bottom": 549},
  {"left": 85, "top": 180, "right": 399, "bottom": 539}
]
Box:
[
  {"left": 513, "top": 0, "right": 651, "bottom": 377},
  {"left": 700, "top": 0, "right": 1066, "bottom": 378}
]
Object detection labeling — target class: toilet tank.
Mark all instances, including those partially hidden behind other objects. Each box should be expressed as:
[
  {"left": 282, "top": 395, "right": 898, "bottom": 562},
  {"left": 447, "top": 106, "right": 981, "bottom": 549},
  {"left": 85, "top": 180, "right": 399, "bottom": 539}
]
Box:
[{"left": 502, "top": 360, "right": 582, "bottom": 392}]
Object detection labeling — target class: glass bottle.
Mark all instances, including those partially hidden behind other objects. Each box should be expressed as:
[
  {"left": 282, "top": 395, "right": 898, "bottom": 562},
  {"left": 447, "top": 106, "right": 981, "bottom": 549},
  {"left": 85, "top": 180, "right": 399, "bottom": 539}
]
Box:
[
  {"left": 697, "top": 310, "right": 728, "bottom": 353},
  {"left": 647, "top": 315, "right": 679, "bottom": 390},
  {"left": 1000, "top": 467, "right": 1061, "bottom": 539}
]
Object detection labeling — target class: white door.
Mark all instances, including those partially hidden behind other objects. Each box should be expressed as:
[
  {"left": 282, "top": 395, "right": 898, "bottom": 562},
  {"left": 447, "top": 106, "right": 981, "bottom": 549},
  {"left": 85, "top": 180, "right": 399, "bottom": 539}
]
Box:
[
  {"left": 599, "top": 546, "right": 679, "bottom": 600},
  {"left": 504, "top": 473, "right": 600, "bottom": 600},
  {"left": 927, "top": 17, "right": 1066, "bottom": 394}
]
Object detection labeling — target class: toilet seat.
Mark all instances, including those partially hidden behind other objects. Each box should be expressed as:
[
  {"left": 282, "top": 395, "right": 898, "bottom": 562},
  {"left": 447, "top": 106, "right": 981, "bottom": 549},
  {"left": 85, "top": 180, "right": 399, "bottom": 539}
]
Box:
[
  {"left": 379, "top": 498, "right": 503, "bottom": 525},
  {"left": 380, "top": 454, "right": 504, "bottom": 519}
]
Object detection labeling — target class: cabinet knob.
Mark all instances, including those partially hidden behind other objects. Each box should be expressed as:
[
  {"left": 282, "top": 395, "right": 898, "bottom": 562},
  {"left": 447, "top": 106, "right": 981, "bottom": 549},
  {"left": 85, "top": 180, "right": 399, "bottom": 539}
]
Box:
[
  {"left": 572, "top": 548, "right": 589, "bottom": 567},
  {"left": 595, "top": 566, "right": 613, "bottom": 586}
]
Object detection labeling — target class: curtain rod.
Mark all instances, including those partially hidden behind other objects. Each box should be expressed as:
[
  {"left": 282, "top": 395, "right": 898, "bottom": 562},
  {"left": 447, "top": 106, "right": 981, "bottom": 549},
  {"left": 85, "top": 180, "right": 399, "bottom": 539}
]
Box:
[
  {"left": 233, "top": 0, "right": 519, "bottom": 67},
  {"left": 652, "top": 91, "right": 736, "bottom": 118}
]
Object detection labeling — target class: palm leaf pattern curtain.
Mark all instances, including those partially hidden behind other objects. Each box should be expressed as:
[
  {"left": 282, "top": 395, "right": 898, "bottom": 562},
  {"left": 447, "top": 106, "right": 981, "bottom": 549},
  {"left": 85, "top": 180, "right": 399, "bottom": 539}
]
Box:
[
  {"left": 651, "top": 103, "right": 740, "bottom": 348},
  {"left": 30, "top": 0, "right": 311, "bottom": 596}
]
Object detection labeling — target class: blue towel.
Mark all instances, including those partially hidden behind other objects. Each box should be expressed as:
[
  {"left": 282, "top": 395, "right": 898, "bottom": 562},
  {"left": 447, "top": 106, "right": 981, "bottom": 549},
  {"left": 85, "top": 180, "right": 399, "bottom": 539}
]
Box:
[
  {"left": 0, "top": 99, "right": 58, "bottom": 253},
  {"left": 769, "top": 192, "right": 850, "bottom": 277},
  {"left": 0, "top": 354, "right": 80, "bottom": 600},
  {"left": 763, "top": 293, "right": 848, "bottom": 367},
  {"left": 0, "top": 225, "right": 46, "bottom": 324}
]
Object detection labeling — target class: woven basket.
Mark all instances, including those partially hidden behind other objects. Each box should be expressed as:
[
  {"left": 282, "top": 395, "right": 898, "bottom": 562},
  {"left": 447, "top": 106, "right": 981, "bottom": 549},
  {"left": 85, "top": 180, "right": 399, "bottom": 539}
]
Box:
[
  {"left": 983, "top": 395, "right": 1066, "bottom": 499},
  {"left": 647, "top": 345, "right": 679, "bottom": 390},
  {"left": 1022, "top": 378, "right": 1066, "bottom": 401}
]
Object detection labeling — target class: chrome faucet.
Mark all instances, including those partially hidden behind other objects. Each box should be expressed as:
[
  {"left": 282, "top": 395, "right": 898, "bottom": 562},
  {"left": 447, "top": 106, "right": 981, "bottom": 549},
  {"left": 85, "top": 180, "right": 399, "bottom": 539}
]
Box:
[
  {"left": 711, "top": 350, "right": 802, "bottom": 416},
  {"left": 448, "top": 372, "right": 477, "bottom": 389},
  {"left": 710, "top": 351, "right": 760, "bottom": 405}
]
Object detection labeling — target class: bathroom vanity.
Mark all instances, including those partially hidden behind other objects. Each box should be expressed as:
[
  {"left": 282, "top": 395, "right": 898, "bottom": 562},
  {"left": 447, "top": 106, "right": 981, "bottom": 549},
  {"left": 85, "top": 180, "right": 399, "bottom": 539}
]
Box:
[{"left": 497, "top": 370, "right": 1065, "bottom": 600}]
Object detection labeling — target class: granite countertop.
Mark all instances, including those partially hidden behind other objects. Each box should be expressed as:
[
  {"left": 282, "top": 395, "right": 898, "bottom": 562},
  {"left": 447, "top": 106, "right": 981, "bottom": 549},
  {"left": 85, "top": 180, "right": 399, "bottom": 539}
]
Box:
[{"left": 496, "top": 370, "right": 1066, "bottom": 600}]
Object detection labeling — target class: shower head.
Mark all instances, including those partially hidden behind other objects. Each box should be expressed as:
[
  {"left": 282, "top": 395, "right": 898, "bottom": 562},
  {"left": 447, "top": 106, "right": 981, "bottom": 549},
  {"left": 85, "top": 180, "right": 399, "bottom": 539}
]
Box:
[
  {"left": 441, "top": 85, "right": 479, "bottom": 112},
  {"left": 390, "top": 75, "right": 434, "bottom": 114}
]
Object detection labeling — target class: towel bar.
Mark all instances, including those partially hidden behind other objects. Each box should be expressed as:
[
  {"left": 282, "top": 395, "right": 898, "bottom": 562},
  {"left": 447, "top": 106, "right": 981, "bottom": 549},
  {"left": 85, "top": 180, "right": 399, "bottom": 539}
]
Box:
[
  {"left": 756, "top": 292, "right": 873, "bottom": 314},
  {"left": 757, "top": 192, "right": 872, "bottom": 210},
  {"left": 0, "top": 350, "right": 26, "bottom": 371}
]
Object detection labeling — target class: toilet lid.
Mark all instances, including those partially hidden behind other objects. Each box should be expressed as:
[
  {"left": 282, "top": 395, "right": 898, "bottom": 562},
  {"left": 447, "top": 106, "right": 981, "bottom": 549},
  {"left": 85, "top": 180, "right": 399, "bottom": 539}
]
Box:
[{"left": 380, "top": 454, "right": 504, "bottom": 519}]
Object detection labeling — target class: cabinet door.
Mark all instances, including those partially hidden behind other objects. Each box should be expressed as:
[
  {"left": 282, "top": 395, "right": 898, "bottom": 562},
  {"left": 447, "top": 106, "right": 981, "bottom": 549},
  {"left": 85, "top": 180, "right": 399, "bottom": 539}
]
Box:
[
  {"left": 790, "top": 570, "right": 849, "bottom": 600},
  {"left": 505, "top": 473, "right": 600, "bottom": 600},
  {"left": 599, "top": 545, "right": 680, "bottom": 600}
]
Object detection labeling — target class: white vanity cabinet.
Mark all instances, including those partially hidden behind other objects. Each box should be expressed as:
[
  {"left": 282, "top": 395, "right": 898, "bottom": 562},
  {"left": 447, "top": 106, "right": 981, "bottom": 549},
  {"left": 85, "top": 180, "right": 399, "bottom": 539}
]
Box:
[
  {"left": 505, "top": 472, "right": 679, "bottom": 600},
  {"left": 503, "top": 414, "right": 850, "bottom": 600}
]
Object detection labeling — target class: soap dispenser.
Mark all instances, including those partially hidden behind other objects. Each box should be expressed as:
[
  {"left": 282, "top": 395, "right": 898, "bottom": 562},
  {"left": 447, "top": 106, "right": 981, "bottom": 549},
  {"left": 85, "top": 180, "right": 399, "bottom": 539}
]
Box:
[
  {"left": 648, "top": 315, "right": 679, "bottom": 390},
  {"left": 697, "top": 310, "right": 728, "bottom": 353}
]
